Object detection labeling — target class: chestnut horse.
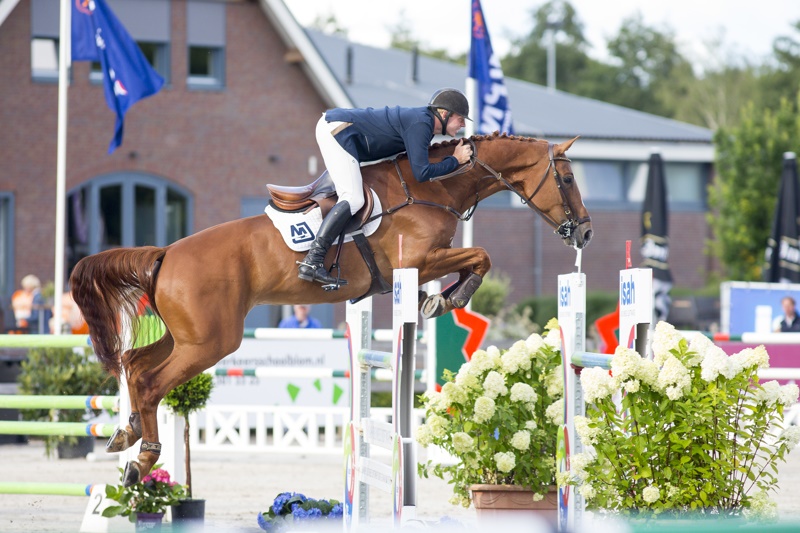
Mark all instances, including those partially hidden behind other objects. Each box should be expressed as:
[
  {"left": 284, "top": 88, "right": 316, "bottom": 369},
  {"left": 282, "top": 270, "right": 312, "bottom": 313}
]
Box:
[{"left": 70, "top": 132, "right": 592, "bottom": 486}]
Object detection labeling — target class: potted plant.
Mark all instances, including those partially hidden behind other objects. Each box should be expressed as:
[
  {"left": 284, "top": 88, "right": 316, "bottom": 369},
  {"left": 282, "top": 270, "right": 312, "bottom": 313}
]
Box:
[
  {"left": 567, "top": 322, "right": 800, "bottom": 521},
  {"left": 416, "top": 319, "right": 564, "bottom": 519},
  {"left": 103, "top": 466, "right": 185, "bottom": 531},
  {"left": 257, "top": 492, "right": 343, "bottom": 531},
  {"left": 162, "top": 372, "right": 214, "bottom": 524},
  {"left": 16, "top": 347, "right": 118, "bottom": 458}
]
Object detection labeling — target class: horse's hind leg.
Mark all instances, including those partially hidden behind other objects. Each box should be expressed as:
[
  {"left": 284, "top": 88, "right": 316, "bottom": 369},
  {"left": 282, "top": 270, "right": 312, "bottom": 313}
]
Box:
[
  {"left": 420, "top": 247, "right": 491, "bottom": 318},
  {"left": 107, "top": 334, "right": 174, "bottom": 454},
  {"left": 121, "top": 343, "right": 221, "bottom": 487}
]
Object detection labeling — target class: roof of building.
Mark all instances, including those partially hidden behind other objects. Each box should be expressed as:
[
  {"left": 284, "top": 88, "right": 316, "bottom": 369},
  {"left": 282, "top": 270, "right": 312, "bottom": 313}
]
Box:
[{"left": 305, "top": 30, "right": 713, "bottom": 144}]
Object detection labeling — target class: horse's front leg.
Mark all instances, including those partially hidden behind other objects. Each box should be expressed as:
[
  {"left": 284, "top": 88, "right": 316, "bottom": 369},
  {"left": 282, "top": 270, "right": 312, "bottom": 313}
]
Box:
[{"left": 419, "top": 247, "right": 491, "bottom": 318}]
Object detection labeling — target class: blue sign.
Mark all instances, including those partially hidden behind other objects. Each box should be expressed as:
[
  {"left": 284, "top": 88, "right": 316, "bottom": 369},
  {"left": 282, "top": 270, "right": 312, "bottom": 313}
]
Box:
[
  {"left": 559, "top": 285, "right": 571, "bottom": 308},
  {"left": 621, "top": 276, "right": 636, "bottom": 306},
  {"left": 393, "top": 280, "right": 402, "bottom": 305}
]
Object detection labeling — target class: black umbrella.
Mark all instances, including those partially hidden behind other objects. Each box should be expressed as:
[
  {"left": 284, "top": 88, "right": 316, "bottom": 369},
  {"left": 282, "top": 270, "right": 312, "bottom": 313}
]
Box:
[
  {"left": 641, "top": 151, "right": 673, "bottom": 323},
  {"left": 764, "top": 152, "right": 800, "bottom": 283}
]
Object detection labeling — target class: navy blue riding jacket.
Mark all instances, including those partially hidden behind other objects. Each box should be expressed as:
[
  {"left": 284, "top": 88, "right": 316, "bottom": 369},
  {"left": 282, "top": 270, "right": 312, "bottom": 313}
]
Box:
[{"left": 325, "top": 106, "right": 459, "bottom": 183}]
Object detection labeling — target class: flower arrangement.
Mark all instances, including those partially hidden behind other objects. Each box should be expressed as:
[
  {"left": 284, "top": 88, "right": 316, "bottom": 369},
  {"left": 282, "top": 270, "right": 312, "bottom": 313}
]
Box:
[
  {"left": 257, "top": 492, "right": 342, "bottom": 531},
  {"left": 102, "top": 467, "right": 186, "bottom": 521},
  {"left": 416, "top": 319, "right": 564, "bottom": 507},
  {"left": 567, "top": 322, "right": 800, "bottom": 520}
]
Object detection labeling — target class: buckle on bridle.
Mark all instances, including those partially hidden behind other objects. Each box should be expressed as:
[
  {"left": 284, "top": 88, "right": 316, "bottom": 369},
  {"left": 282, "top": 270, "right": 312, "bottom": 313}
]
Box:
[{"left": 555, "top": 221, "right": 575, "bottom": 239}]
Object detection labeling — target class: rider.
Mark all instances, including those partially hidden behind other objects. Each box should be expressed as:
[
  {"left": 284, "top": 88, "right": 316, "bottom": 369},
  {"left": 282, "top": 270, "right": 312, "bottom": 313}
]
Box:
[{"left": 298, "top": 88, "right": 474, "bottom": 285}]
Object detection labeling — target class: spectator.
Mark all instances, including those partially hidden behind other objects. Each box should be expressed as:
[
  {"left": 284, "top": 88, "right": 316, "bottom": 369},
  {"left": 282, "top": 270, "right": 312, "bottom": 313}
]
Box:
[
  {"left": 774, "top": 296, "right": 800, "bottom": 332},
  {"left": 50, "top": 289, "right": 89, "bottom": 334},
  {"left": 11, "top": 275, "right": 51, "bottom": 334},
  {"left": 278, "top": 304, "right": 322, "bottom": 329}
]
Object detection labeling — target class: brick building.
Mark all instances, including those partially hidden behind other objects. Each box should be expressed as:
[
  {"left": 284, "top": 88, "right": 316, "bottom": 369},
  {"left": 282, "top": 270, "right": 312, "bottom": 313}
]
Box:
[{"left": 0, "top": 0, "right": 715, "bottom": 329}]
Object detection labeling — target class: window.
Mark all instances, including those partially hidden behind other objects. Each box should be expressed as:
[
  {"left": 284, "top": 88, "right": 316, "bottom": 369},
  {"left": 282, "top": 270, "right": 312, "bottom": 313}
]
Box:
[
  {"left": 90, "top": 42, "right": 170, "bottom": 83},
  {"left": 187, "top": 0, "right": 226, "bottom": 89},
  {"left": 67, "top": 174, "right": 192, "bottom": 275},
  {"left": 0, "top": 193, "right": 14, "bottom": 311},
  {"left": 31, "top": 37, "right": 59, "bottom": 81}
]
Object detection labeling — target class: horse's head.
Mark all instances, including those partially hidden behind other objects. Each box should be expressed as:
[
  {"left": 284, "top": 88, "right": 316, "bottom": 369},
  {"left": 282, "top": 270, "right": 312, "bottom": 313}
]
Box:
[{"left": 475, "top": 135, "right": 592, "bottom": 249}]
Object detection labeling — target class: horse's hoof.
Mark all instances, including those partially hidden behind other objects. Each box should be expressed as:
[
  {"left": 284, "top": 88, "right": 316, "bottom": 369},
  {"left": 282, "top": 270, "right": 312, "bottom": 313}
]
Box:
[
  {"left": 122, "top": 461, "right": 142, "bottom": 487},
  {"left": 106, "top": 428, "right": 134, "bottom": 453},
  {"left": 421, "top": 294, "right": 447, "bottom": 319}
]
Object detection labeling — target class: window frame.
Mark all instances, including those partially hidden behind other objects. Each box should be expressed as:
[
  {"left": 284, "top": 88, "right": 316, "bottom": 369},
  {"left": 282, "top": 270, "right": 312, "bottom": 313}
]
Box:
[
  {"left": 186, "top": 45, "right": 225, "bottom": 90},
  {"left": 0, "top": 192, "right": 15, "bottom": 310}
]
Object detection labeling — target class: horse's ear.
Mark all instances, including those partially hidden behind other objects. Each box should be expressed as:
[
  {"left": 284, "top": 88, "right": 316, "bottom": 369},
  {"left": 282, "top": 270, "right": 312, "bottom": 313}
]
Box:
[{"left": 555, "top": 136, "right": 580, "bottom": 155}]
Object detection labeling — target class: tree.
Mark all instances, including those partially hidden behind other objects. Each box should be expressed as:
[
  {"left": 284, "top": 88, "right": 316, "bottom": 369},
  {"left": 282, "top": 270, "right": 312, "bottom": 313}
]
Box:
[
  {"left": 309, "top": 11, "right": 348, "bottom": 37},
  {"left": 709, "top": 94, "right": 800, "bottom": 280}
]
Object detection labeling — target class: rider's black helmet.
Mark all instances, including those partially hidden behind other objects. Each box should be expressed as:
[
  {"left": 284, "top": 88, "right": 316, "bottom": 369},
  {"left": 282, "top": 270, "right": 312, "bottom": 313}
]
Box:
[{"left": 428, "top": 88, "right": 472, "bottom": 121}]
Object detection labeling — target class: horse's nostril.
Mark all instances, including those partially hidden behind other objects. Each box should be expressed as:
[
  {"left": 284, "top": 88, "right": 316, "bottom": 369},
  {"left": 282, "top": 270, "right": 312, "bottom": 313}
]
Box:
[{"left": 584, "top": 229, "right": 593, "bottom": 243}]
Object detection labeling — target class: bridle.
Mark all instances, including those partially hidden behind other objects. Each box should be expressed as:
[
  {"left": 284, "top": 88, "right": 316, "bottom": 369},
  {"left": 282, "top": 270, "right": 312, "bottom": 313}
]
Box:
[
  {"left": 373, "top": 138, "right": 591, "bottom": 241},
  {"left": 462, "top": 139, "right": 591, "bottom": 240}
]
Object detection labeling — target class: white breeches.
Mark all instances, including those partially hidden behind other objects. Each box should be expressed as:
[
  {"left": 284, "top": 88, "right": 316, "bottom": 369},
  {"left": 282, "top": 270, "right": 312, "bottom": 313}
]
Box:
[{"left": 316, "top": 114, "right": 365, "bottom": 215}]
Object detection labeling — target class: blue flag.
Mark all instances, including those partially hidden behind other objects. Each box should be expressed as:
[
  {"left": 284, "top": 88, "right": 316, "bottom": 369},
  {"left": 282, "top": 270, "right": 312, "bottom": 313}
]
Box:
[
  {"left": 469, "top": 0, "right": 513, "bottom": 135},
  {"left": 71, "top": 0, "right": 164, "bottom": 153}
]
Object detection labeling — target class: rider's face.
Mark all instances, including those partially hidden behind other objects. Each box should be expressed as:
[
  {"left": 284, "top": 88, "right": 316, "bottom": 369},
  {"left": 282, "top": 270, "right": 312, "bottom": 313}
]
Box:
[{"left": 446, "top": 113, "right": 466, "bottom": 136}]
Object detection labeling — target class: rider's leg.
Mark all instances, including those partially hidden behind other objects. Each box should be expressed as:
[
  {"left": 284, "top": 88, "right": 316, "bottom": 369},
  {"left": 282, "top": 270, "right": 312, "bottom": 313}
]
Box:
[{"left": 298, "top": 116, "right": 365, "bottom": 285}]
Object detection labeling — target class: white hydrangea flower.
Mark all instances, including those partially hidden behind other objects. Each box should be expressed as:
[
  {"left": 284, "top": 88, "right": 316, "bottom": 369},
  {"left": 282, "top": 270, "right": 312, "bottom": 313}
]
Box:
[
  {"left": 579, "top": 484, "right": 596, "bottom": 500},
  {"left": 500, "top": 345, "right": 525, "bottom": 374},
  {"left": 665, "top": 385, "right": 685, "bottom": 401},
  {"left": 570, "top": 451, "right": 594, "bottom": 478},
  {"left": 611, "top": 346, "right": 642, "bottom": 382},
  {"left": 512, "top": 340, "right": 533, "bottom": 370},
  {"left": 455, "top": 368, "right": 481, "bottom": 391},
  {"left": 700, "top": 345, "right": 735, "bottom": 382},
  {"left": 483, "top": 371, "right": 508, "bottom": 399},
  {"left": 623, "top": 379, "right": 641, "bottom": 393},
  {"left": 545, "top": 364, "right": 564, "bottom": 397},
  {"left": 546, "top": 399, "right": 564, "bottom": 425},
  {"left": 555, "top": 471, "right": 571, "bottom": 487},
  {"left": 510, "top": 382, "right": 537, "bottom": 404},
  {"left": 665, "top": 483, "right": 680, "bottom": 499},
  {"left": 574, "top": 415, "right": 601, "bottom": 445},
  {"left": 473, "top": 396, "right": 496, "bottom": 423},
  {"left": 652, "top": 321, "right": 683, "bottom": 366},
  {"left": 415, "top": 424, "right": 433, "bottom": 446},
  {"left": 779, "top": 383, "right": 799, "bottom": 406},
  {"left": 494, "top": 451, "right": 516, "bottom": 473},
  {"left": 441, "top": 382, "right": 468, "bottom": 406},
  {"left": 642, "top": 485, "right": 660, "bottom": 504},
  {"left": 525, "top": 333, "right": 545, "bottom": 354},
  {"left": 470, "top": 350, "right": 495, "bottom": 373},
  {"left": 638, "top": 358, "right": 660, "bottom": 387},
  {"left": 779, "top": 426, "right": 800, "bottom": 449},
  {"left": 734, "top": 346, "right": 770, "bottom": 371},
  {"left": 581, "top": 367, "right": 617, "bottom": 403},
  {"left": 452, "top": 431, "right": 475, "bottom": 454},
  {"left": 426, "top": 414, "right": 449, "bottom": 437},
  {"left": 525, "top": 420, "right": 538, "bottom": 431},
  {"left": 746, "top": 490, "right": 778, "bottom": 521},
  {"left": 423, "top": 390, "right": 446, "bottom": 412},
  {"left": 486, "top": 345, "right": 503, "bottom": 369},
  {"left": 544, "top": 328, "right": 561, "bottom": 350},
  {"left": 657, "top": 355, "right": 691, "bottom": 395},
  {"left": 756, "top": 381, "right": 782, "bottom": 406},
  {"left": 510, "top": 430, "right": 531, "bottom": 451},
  {"left": 532, "top": 492, "right": 544, "bottom": 502},
  {"left": 688, "top": 333, "right": 717, "bottom": 367}
]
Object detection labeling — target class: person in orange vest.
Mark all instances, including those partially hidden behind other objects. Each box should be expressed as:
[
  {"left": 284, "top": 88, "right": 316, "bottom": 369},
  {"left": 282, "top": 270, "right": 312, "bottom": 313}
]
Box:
[{"left": 11, "top": 275, "right": 50, "bottom": 334}]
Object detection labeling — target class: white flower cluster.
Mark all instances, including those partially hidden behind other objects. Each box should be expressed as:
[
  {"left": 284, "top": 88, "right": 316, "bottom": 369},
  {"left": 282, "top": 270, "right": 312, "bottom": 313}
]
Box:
[
  {"left": 510, "top": 430, "right": 531, "bottom": 451},
  {"left": 415, "top": 424, "right": 432, "bottom": 447},
  {"left": 755, "top": 381, "right": 799, "bottom": 406},
  {"left": 426, "top": 414, "right": 449, "bottom": 437},
  {"left": 546, "top": 399, "right": 564, "bottom": 425},
  {"left": 657, "top": 355, "right": 691, "bottom": 400},
  {"left": 494, "top": 451, "right": 516, "bottom": 473},
  {"left": 455, "top": 362, "right": 481, "bottom": 391},
  {"left": 745, "top": 490, "right": 778, "bottom": 521},
  {"left": 510, "top": 382, "right": 537, "bottom": 405},
  {"left": 525, "top": 333, "right": 545, "bottom": 354},
  {"left": 452, "top": 432, "right": 474, "bottom": 454},
  {"left": 441, "top": 381, "right": 468, "bottom": 406},
  {"left": 544, "top": 327, "right": 561, "bottom": 350},
  {"left": 501, "top": 340, "right": 533, "bottom": 373},
  {"left": 579, "top": 483, "right": 596, "bottom": 500},
  {"left": 651, "top": 321, "right": 684, "bottom": 366},
  {"left": 569, "top": 451, "right": 595, "bottom": 479},
  {"left": 473, "top": 396, "right": 496, "bottom": 423},
  {"left": 544, "top": 364, "right": 564, "bottom": 397},
  {"left": 699, "top": 342, "right": 737, "bottom": 382},
  {"left": 581, "top": 366, "right": 617, "bottom": 403},
  {"left": 779, "top": 426, "right": 800, "bottom": 449},
  {"left": 482, "top": 371, "right": 508, "bottom": 399},
  {"left": 642, "top": 485, "right": 660, "bottom": 504},
  {"left": 574, "top": 415, "right": 602, "bottom": 445},
  {"left": 469, "top": 349, "right": 496, "bottom": 374}
]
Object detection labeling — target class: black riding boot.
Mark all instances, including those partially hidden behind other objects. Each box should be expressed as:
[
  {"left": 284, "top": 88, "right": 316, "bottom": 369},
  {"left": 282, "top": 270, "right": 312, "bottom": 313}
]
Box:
[{"left": 298, "top": 201, "right": 352, "bottom": 285}]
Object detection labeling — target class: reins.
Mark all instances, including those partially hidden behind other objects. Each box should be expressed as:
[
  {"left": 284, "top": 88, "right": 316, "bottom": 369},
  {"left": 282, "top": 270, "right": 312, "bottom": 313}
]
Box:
[{"left": 365, "top": 137, "right": 590, "bottom": 239}]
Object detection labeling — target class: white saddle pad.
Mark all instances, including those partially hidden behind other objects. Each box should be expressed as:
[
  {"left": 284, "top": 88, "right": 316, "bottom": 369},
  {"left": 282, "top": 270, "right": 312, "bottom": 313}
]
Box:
[{"left": 265, "top": 190, "right": 383, "bottom": 252}]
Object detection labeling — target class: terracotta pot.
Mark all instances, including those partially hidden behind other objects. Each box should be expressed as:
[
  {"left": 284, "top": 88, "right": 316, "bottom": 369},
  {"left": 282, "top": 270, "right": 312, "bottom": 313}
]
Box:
[
  {"left": 135, "top": 512, "right": 164, "bottom": 532},
  {"left": 470, "top": 484, "right": 558, "bottom": 525}
]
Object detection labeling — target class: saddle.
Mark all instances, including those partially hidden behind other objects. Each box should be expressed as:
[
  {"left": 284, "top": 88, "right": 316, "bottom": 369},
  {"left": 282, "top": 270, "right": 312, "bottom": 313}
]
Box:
[
  {"left": 266, "top": 171, "right": 374, "bottom": 232},
  {"left": 266, "top": 172, "right": 390, "bottom": 300}
]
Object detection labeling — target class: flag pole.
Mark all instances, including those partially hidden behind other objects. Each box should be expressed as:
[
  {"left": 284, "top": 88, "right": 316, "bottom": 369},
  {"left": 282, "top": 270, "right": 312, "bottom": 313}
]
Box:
[{"left": 53, "top": 0, "right": 71, "bottom": 335}]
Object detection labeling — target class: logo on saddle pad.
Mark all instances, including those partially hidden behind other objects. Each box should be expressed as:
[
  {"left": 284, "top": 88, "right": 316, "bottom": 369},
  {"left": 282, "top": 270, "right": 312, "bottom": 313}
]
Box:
[
  {"left": 290, "top": 222, "right": 315, "bottom": 244},
  {"left": 265, "top": 190, "right": 383, "bottom": 252}
]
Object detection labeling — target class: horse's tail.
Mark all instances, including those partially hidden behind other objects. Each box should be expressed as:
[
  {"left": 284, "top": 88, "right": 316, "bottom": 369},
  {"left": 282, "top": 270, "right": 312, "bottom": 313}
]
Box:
[{"left": 70, "top": 246, "right": 167, "bottom": 377}]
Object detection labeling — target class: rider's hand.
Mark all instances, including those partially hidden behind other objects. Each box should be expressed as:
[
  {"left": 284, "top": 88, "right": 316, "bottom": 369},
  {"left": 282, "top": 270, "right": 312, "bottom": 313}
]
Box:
[{"left": 453, "top": 139, "right": 473, "bottom": 165}]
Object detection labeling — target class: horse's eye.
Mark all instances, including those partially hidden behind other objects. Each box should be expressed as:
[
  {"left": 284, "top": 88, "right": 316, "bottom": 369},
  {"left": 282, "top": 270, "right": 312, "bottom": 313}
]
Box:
[{"left": 563, "top": 175, "right": 574, "bottom": 185}]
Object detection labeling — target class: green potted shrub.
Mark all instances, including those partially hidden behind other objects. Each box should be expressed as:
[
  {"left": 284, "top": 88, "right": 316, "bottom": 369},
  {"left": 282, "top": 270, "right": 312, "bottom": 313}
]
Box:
[
  {"left": 103, "top": 465, "right": 186, "bottom": 531},
  {"left": 17, "top": 347, "right": 118, "bottom": 458},
  {"left": 163, "top": 372, "right": 214, "bottom": 524}
]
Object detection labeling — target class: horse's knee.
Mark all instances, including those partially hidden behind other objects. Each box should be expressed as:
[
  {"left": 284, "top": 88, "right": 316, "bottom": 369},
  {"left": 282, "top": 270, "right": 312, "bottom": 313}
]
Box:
[{"left": 472, "top": 248, "right": 491, "bottom": 275}]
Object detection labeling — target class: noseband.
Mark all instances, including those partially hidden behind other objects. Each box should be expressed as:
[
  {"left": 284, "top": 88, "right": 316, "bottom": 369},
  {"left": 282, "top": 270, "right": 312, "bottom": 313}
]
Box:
[{"left": 470, "top": 141, "right": 591, "bottom": 240}]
